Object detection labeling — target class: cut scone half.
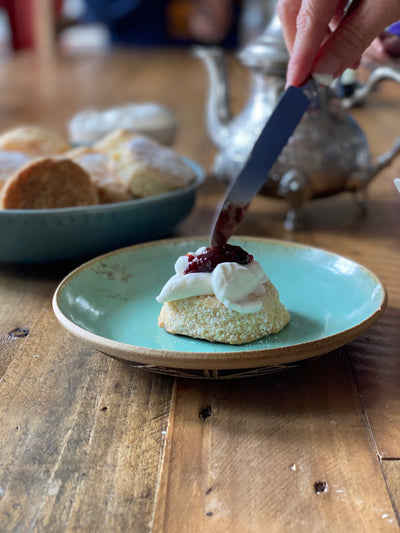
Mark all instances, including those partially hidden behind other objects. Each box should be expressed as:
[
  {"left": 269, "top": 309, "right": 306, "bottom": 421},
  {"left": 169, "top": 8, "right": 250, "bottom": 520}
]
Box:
[
  {"left": 67, "top": 146, "right": 132, "bottom": 204},
  {"left": 0, "top": 125, "right": 70, "bottom": 156},
  {"left": 109, "top": 136, "right": 196, "bottom": 197},
  {"left": 93, "top": 129, "right": 140, "bottom": 154},
  {"left": 0, "top": 150, "right": 32, "bottom": 193},
  {"left": 0, "top": 157, "right": 99, "bottom": 209},
  {"left": 157, "top": 244, "right": 290, "bottom": 345},
  {"left": 158, "top": 280, "right": 290, "bottom": 345}
]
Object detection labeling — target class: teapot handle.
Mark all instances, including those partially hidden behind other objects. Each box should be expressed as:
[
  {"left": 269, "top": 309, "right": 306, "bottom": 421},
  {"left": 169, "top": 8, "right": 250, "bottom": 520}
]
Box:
[
  {"left": 367, "top": 138, "right": 400, "bottom": 182},
  {"left": 341, "top": 66, "right": 400, "bottom": 110}
]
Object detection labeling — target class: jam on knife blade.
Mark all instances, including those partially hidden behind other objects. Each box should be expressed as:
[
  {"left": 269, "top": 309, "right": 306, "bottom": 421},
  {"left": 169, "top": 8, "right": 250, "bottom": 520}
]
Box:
[
  {"left": 210, "top": 79, "right": 319, "bottom": 248},
  {"left": 211, "top": 201, "right": 248, "bottom": 248}
]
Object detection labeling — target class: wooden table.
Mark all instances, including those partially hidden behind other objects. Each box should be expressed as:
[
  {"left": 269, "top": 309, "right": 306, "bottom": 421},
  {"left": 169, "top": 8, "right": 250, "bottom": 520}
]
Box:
[{"left": 0, "top": 48, "right": 399, "bottom": 532}]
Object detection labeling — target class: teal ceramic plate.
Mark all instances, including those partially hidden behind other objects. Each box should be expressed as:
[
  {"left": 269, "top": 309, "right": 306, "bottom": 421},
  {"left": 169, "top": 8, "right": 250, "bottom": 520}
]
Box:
[
  {"left": 0, "top": 158, "right": 204, "bottom": 264},
  {"left": 53, "top": 237, "right": 387, "bottom": 378}
]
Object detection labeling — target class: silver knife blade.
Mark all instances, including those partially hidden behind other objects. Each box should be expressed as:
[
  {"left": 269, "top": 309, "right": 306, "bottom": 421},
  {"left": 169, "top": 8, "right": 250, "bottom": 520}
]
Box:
[{"left": 210, "top": 78, "right": 319, "bottom": 247}]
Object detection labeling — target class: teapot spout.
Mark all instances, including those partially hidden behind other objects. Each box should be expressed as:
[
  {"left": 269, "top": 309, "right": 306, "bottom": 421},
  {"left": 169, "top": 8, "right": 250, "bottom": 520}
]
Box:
[{"left": 193, "top": 46, "right": 232, "bottom": 149}]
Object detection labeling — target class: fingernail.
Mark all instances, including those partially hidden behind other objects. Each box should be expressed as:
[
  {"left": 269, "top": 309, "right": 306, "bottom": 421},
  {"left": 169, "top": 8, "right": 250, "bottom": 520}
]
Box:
[
  {"left": 312, "top": 55, "right": 343, "bottom": 80},
  {"left": 312, "top": 73, "right": 334, "bottom": 86}
]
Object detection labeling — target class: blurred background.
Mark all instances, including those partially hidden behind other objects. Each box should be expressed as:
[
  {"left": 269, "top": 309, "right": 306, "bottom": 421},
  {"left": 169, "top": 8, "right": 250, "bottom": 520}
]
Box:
[
  {"left": 0, "top": 0, "right": 277, "bottom": 58},
  {"left": 0, "top": 0, "right": 108, "bottom": 56}
]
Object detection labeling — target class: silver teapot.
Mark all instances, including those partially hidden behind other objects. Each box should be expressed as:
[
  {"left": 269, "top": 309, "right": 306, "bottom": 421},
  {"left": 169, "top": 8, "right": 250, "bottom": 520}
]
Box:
[{"left": 195, "top": 13, "right": 400, "bottom": 229}]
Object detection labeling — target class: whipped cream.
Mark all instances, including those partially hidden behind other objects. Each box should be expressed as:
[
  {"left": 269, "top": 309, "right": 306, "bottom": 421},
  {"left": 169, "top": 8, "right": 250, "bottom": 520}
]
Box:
[{"left": 156, "top": 247, "right": 269, "bottom": 313}]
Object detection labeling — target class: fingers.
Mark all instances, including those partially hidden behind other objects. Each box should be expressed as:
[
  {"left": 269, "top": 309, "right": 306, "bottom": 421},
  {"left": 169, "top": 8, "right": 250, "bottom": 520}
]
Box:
[
  {"left": 330, "top": 0, "right": 349, "bottom": 30},
  {"left": 289, "top": 0, "right": 341, "bottom": 86},
  {"left": 312, "top": 0, "right": 400, "bottom": 80},
  {"left": 279, "top": 0, "right": 400, "bottom": 87},
  {"left": 276, "top": 0, "right": 346, "bottom": 53},
  {"left": 380, "top": 31, "right": 400, "bottom": 56},
  {"left": 276, "top": 0, "right": 302, "bottom": 53},
  {"left": 362, "top": 37, "right": 390, "bottom": 67}
]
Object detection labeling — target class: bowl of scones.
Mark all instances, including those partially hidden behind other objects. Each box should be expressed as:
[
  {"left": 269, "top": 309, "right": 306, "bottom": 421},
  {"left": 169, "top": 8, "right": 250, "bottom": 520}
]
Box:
[{"left": 0, "top": 125, "right": 205, "bottom": 263}]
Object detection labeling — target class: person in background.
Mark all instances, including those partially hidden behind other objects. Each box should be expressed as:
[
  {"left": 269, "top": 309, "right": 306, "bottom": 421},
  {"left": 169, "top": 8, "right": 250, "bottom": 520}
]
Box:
[
  {"left": 0, "top": 0, "right": 64, "bottom": 51},
  {"left": 276, "top": 0, "right": 400, "bottom": 86},
  {"left": 81, "top": 0, "right": 242, "bottom": 48}
]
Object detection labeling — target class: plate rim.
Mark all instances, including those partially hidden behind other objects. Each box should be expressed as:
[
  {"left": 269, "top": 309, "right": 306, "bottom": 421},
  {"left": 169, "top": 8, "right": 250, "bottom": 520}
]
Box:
[{"left": 52, "top": 236, "right": 388, "bottom": 370}]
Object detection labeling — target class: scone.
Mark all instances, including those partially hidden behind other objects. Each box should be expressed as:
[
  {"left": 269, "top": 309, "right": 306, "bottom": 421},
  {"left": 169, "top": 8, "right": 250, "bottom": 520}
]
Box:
[
  {"left": 0, "top": 150, "right": 32, "bottom": 193},
  {"left": 93, "top": 129, "right": 139, "bottom": 154},
  {"left": 108, "top": 136, "right": 196, "bottom": 197},
  {"left": 68, "top": 103, "right": 177, "bottom": 146},
  {"left": 0, "top": 126, "right": 70, "bottom": 156},
  {"left": 67, "top": 146, "right": 132, "bottom": 203},
  {"left": 157, "top": 244, "right": 290, "bottom": 345},
  {"left": 158, "top": 280, "right": 290, "bottom": 345},
  {"left": 0, "top": 157, "right": 99, "bottom": 209}
]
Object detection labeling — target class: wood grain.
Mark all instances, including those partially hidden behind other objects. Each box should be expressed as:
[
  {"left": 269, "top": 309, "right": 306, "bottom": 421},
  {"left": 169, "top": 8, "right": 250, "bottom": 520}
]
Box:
[
  {"left": 0, "top": 49, "right": 399, "bottom": 531},
  {"left": 153, "top": 353, "right": 398, "bottom": 532},
  {"left": 382, "top": 460, "right": 400, "bottom": 523},
  {"left": 0, "top": 315, "right": 173, "bottom": 531}
]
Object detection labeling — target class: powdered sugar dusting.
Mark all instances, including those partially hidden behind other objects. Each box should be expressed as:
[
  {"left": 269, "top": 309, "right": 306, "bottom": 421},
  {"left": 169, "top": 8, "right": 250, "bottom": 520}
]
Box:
[{"left": 127, "top": 137, "right": 195, "bottom": 181}]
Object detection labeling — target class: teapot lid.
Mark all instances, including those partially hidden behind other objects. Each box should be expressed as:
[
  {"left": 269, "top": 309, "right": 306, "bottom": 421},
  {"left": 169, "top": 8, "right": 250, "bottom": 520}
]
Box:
[{"left": 238, "top": 12, "right": 289, "bottom": 75}]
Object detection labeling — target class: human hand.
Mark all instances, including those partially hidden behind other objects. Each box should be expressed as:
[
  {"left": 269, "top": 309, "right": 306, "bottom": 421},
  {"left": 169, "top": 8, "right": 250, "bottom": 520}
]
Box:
[
  {"left": 362, "top": 35, "right": 399, "bottom": 68},
  {"left": 363, "top": 28, "right": 400, "bottom": 63},
  {"left": 277, "top": 0, "right": 400, "bottom": 86}
]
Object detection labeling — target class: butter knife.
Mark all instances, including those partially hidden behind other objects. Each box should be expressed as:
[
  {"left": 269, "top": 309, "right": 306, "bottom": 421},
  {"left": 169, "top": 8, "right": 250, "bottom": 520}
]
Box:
[{"left": 210, "top": 77, "right": 319, "bottom": 247}]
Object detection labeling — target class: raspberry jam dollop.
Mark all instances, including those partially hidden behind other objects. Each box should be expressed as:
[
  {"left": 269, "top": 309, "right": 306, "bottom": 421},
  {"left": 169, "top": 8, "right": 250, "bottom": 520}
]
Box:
[{"left": 183, "top": 244, "right": 253, "bottom": 274}]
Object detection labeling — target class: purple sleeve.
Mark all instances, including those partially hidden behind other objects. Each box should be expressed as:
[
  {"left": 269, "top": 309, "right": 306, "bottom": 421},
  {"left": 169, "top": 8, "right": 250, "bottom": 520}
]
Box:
[{"left": 388, "top": 21, "right": 400, "bottom": 36}]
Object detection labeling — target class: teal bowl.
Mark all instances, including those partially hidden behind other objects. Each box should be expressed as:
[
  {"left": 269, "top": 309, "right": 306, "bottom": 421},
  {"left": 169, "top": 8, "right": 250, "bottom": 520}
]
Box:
[
  {"left": 53, "top": 237, "right": 387, "bottom": 379},
  {"left": 0, "top": 158, "right": 204, "bottom": 264}
]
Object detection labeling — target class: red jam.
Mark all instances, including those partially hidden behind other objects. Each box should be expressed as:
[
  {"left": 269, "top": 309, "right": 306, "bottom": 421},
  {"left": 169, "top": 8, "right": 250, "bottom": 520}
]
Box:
[
  {"left": 183, "top": 244, "right": 253, "bottom": 274},
  {"left": 211, "top": 203, "right": 248, "bottom": 248}
]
